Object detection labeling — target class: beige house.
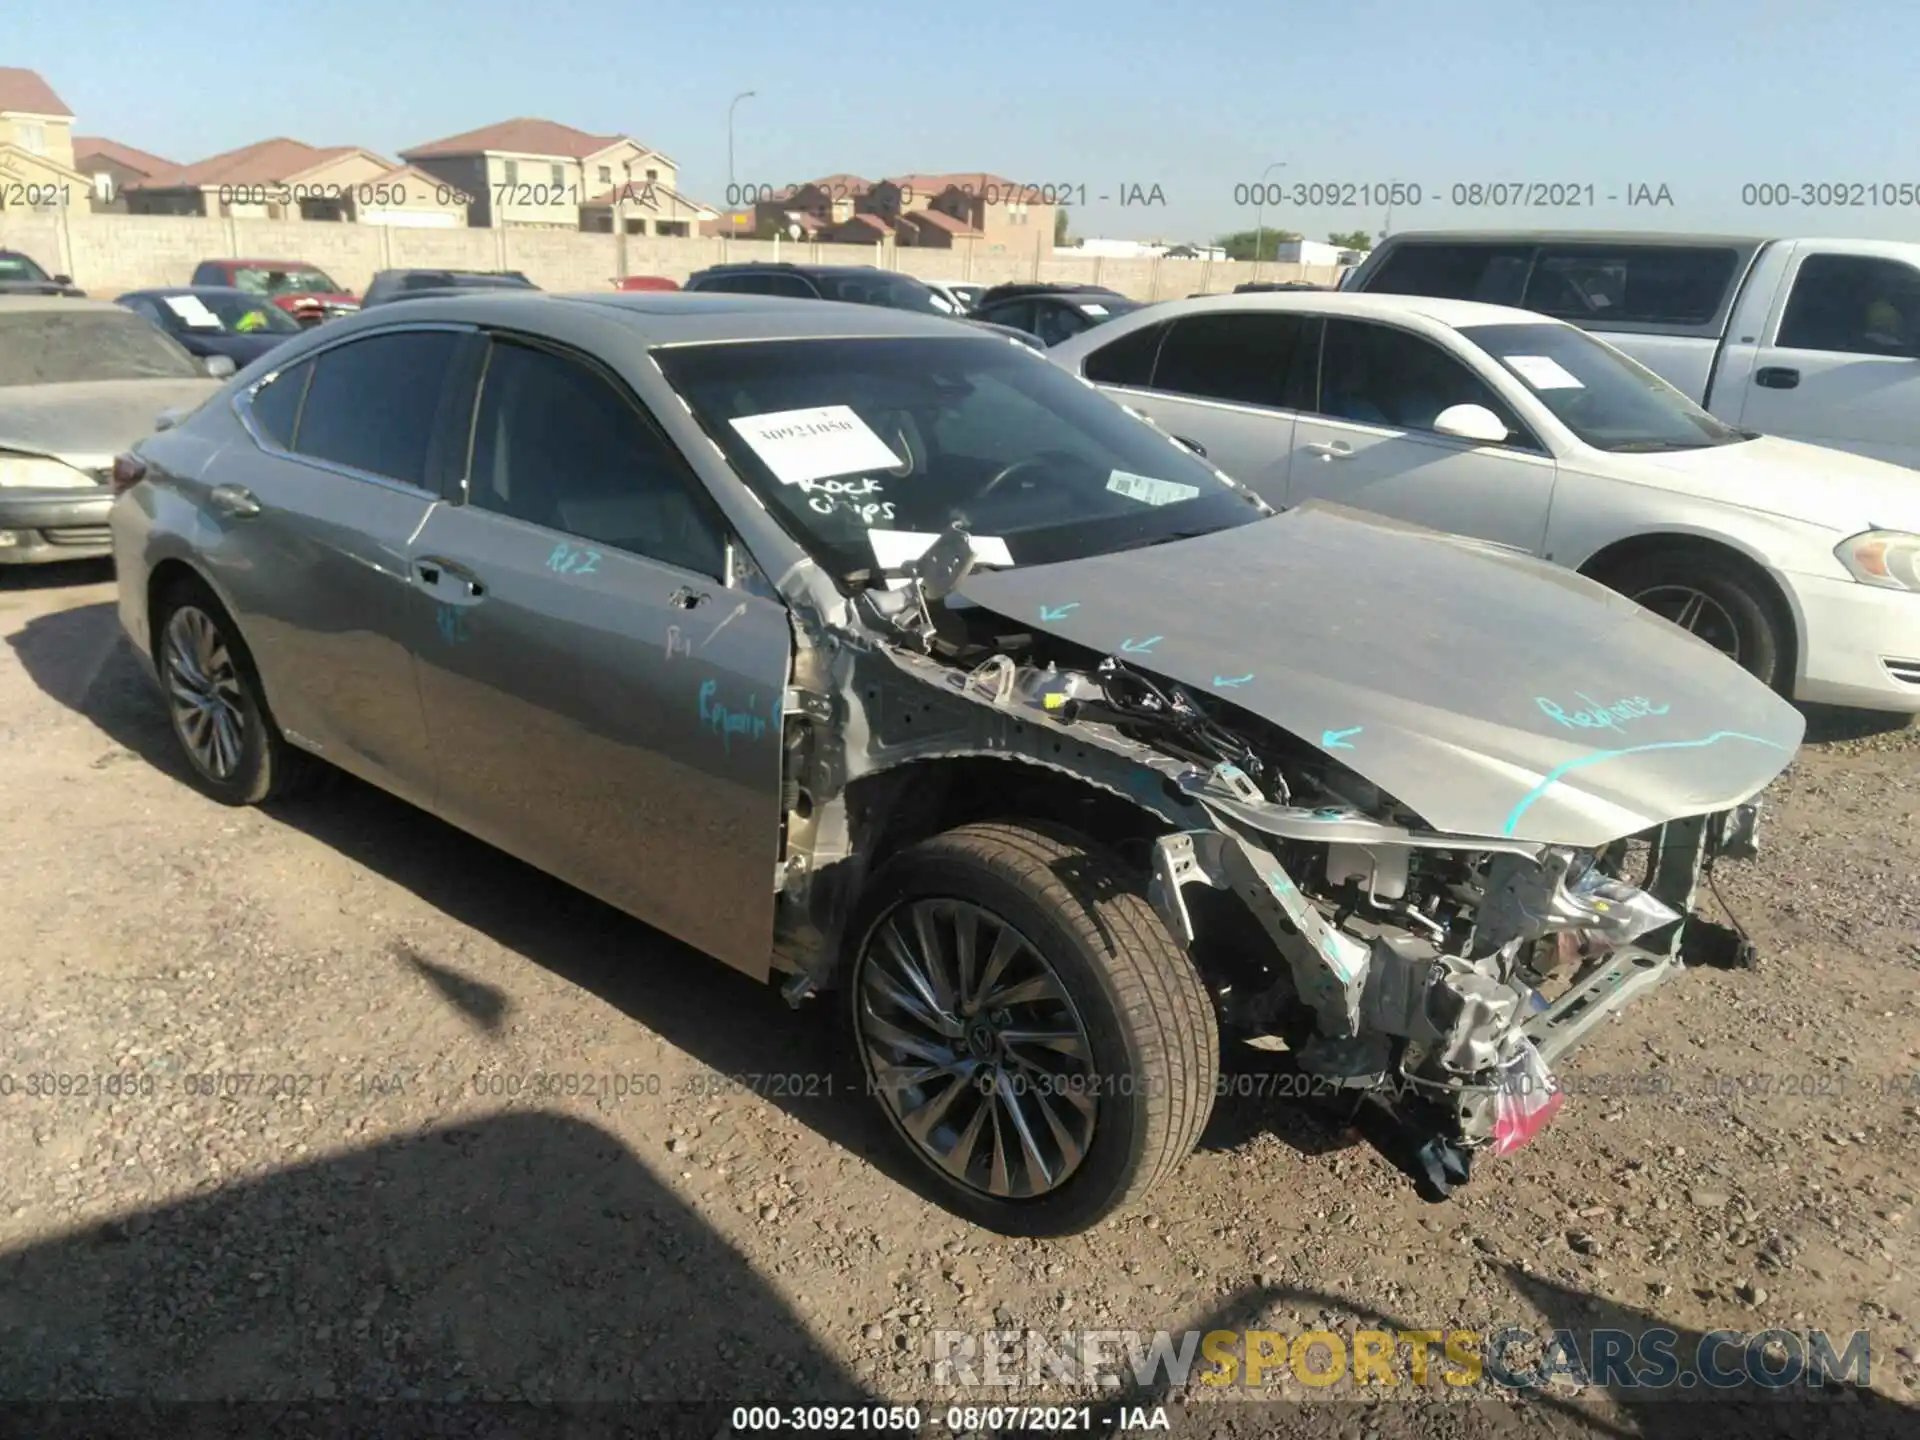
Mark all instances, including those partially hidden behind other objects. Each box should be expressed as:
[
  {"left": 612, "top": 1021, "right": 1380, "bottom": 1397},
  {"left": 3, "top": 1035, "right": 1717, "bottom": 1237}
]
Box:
[
  {"left": 126, "top": 138, "right": 469, "bottom": 226},
  {"left": 72, "top": 136, "right": 176, "bottom": 213},
  {"left": 400, "top": 118, "right": 699, "bottom": 234},
  {"left": 746, "top": 169, "right": 1054, "bottom": 253},
  {"left": 0, "top": 68, "right": 90, "bottom": 214}
]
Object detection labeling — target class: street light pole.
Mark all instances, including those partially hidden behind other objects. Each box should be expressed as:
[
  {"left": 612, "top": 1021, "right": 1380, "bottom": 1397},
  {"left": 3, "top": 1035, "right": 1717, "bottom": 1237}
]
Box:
[
  {"left": 727, "top": 90, "right": 756, "bottom": 202},
  {"left": 1252, "top": 160, "right": 1286, "bottom": 283}
]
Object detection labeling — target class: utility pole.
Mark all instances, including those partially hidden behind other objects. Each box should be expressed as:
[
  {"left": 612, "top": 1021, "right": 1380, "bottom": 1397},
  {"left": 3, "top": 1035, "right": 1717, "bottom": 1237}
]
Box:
[{"left": 728, "top": 91, "right": 756, "bottom": 200}]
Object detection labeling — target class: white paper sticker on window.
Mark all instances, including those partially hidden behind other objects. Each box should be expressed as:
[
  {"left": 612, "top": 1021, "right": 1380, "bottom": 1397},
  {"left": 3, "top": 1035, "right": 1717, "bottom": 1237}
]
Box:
[
  {"left": 1106, "top": 470, "right": 1202, "bottom": 506},
  {"left": 1079, "top": 303, "right": 1109, "bottom": 316},
  {"left": 1504, "top": 355, "right": 1585, "bottom": 390},
  {"left": 162, "top": 294, "right": 222, "bottom": 329},
  {"left": 869, "top": 530, "right": 1015, "bottom": 570},
  {"left": 729, "top": 405, "right": 902, "bottom": 487}
]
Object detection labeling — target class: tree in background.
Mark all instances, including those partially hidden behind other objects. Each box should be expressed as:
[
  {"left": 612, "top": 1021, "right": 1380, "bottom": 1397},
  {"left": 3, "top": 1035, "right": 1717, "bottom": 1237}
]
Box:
[
  {"left": 1215, "top": 229, "right": 1302, "bottom": 262},
  {"left": 1328, "top": 230, "right": 1372, "bottom": 250},
  {"left": 1054, "top": 208, "right": 1070, "bottom": 247}
]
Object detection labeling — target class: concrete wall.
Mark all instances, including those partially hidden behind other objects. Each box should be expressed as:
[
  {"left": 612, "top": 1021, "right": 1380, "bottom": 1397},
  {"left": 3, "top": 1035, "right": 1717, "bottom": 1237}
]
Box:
[{"left": 0, "top": 211, "right": 1345, "bottom": 299}]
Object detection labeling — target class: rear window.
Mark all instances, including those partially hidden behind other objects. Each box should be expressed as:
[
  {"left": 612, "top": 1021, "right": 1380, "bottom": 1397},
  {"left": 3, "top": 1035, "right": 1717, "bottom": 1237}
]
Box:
[
  {"left": 1081, "top": 321, "right": 1169, "bottom": 385},
  {"left": 1365, "top": 244, "right": 1535, "bottom": 305},
  {"left": 1523, "top": 245, "right": 1738, "bottom": 326}
]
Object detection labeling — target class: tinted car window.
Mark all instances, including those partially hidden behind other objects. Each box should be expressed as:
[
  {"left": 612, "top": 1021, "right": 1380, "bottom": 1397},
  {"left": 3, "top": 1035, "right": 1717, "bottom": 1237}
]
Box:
[
  {"left": 1523, "top": 245, "right": 1737, "bottom": 326},
  {"left": 1034, "top": 302, "right": 1090, "bottom": 347},
  {"left": 1152, "top": 312, "right": 1313, "bottom": 409},
  {"left": 1776, "top": 254, "right": 1920, "bottom": 356},
  {"left": 1318, "top": 319, "right": 1531, "bottom": 440},
  {"left": 1082, "top": 321, "right": 1170, "bottom": 385},
  {"left": 977, "top": 298, "right": 1035, "bottom": 334},
  {"left": 467, "top": 339, "right": 727, "bottom": 578},
  {"left": 293, "top": 331, "right": 463, "bottom": 486},
  {"left": 247, "top": 360, "right": 311, "bottom": 448},
  {"left": 1365, "top": 244, "right": 1535, "bottom": 305}
]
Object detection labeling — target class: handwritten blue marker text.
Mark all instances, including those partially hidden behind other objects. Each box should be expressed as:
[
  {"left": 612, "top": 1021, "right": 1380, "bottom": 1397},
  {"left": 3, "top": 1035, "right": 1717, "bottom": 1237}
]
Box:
[
  {"left": 699, "top": 678, "right": 768, "bottom": 751},
  {"left": 1536, "top": 693, "right": 1670, "bottom": 735},
  {"left": 547, "top": 542, "right": 602, "bottom": 576}
]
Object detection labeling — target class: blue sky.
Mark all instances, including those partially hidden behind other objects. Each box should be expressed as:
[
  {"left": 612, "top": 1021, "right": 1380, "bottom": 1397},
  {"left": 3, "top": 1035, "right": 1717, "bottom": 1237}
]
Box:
[{"left": 18, "top": 0, "right": 1920, "bottom": 244}]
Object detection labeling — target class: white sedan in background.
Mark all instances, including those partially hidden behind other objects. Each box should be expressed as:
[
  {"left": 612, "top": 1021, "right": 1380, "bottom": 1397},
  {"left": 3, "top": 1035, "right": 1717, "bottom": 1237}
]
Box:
[{"left": 1049, "top": 292, "right": 1920, "bottom": 713}]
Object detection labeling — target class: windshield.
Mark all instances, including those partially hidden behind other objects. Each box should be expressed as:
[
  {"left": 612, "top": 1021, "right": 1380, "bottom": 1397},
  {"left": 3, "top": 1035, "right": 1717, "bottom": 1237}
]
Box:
[
  {"left": 232, "top": 266, "right": 343, "bottom": 297},
  {"left": 0, "top": 310, "right": 205, "bottom": 386},
  {"left": 157, "top": 292, "right": 303, "bottom": 334},
  {"left": 814, "top": 271, "right": 952, "bottom": 315},
  {"left": 654, "top": 335, "right": 1263, "bottom": 583},
  {"left": 0, "top": 253, "right": 54, "bottom": 284},
  {"left": 1457, "top": 322, "right": 1747, "bottom": 452},
  {"left": 1072, "top": 296, "right": 1141, "bottom": 323},
  {"left": 949, "top": 284, "right": 985, "bottom": 308}
]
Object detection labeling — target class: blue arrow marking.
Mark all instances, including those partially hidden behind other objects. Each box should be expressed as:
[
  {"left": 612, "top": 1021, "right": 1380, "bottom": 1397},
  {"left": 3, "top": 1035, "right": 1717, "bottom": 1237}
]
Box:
[
  {"left": 1321, "top": 726, "right": 1363, "bottom": 750},
  {"left": 1037, "top": 602, "right": 1079, "bottom": 621},
  {"left": 1120, "top": 635, "right": 1162, "bottom": 655},
  {"left": 1501, "top": 730, "right": 1789, "bottom": 836},
  {"left": 1212, "top": 673, "right": 1254, "bottom": 688}
]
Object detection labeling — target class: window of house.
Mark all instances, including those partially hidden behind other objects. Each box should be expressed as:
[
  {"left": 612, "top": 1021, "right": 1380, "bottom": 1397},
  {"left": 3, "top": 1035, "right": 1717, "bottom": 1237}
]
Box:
[
  {"left": 1776, "top": 254, "right": 1920, "bottom": 357},
  {"left": 645, "top": 168, "right": 658, "bottom": 181},
  {"left": 1150, "top": 312, "right": 1314, "bottom": 409},
  {"left": 503, "top": 159, "right": 519, "bottom": 185},
  {"left": 291, "top": 332, "right": 466, "bottom": 487},
  {"left": 597, "top": 165, "right": 611, "bottom": 184},
  {"left": 550, "top": 163, "right": 564, "bottom": 188},
  {"left": 19, "top": 122, "right": 45, "bottom": 154},
  {"left": 1316, "top": 319, "right": 1531, "bottom": 441},
  {"left": 467, "top": 338, "right": 728, "bottom": 578}
]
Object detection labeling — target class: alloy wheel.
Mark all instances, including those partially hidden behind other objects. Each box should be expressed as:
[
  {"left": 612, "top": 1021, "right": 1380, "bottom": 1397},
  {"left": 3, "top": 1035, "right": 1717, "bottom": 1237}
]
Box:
[
  {"left": 163, "top": 605, "right": 247, "bottom": 780},
  {"left": 1631, "top": 584, "right": 1742, "bottom": 662},
  {"left": 856, "top": 899, "right": 1098, "bottom": 1200}
]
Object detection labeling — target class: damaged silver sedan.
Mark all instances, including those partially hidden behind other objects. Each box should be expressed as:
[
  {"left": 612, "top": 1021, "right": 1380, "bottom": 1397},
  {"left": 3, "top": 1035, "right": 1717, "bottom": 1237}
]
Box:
[{"left": 108, "top": 291, "right": 1804, "bottom": 1234}]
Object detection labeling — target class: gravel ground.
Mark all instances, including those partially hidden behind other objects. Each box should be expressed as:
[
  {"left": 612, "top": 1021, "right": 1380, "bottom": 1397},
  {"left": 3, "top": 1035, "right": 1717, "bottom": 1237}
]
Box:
[{"left": 2, "top": 561, "right": 1916, "bottom": 1437}]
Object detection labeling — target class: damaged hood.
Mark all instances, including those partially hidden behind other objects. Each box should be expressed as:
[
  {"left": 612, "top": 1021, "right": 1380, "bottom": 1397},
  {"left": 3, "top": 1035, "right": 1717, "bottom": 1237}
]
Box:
[
  {"left": 0, "top": 379, "right": 223, "bottom": 465},
  {"left": 954, "top": 503, "right": 1805, "bottom": 847}
]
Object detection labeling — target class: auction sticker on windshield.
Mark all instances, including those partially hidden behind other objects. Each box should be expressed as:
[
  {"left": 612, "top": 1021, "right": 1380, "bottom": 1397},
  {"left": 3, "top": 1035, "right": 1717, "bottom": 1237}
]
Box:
[
  {"left": 730, "top": 405, "right": 902, "bottom": 487},
  {"left": 1504, "top": 355, "right": 1584, "bottom": 390},
  {"left": 162, "top": 294, "right": 222, "bottom": 329},
  {"left": 1107, "top": 470, "right": 1201, "bottom": 506}
]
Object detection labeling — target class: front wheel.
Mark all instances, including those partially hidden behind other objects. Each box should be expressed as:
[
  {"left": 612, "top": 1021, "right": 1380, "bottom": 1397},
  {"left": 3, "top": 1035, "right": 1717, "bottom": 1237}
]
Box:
[
  {"left": 1606, "top": 551, "right": 1788, "bottom": 692},
  {"left": 847, "top": 822, "right": 1218, "bottom": 1236}
]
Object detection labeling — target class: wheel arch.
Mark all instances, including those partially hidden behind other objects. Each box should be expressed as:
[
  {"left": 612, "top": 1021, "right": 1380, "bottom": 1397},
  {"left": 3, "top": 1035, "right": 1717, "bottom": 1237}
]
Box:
[{"left": 1575, "top": 529, "right": 1803, "bottom": 690}]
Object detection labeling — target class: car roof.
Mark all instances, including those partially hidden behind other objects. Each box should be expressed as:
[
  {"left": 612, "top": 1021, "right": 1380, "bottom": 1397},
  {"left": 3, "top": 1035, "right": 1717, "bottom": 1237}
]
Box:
[
  {"left": 695, "top": 263, "right": 892, "bottom": 277},
  {"left": 310, "top": 288, "right": 1001, "bottom": 345},
  {"left": 121, "top": 285, "right": 266, "bottom": 300},
  {"left": 210, "top": 258, "right": 323, "bottom": 267},
  {"left": 1372, "top": 229, "right": 1772, "bottom": 248},
  {"left": 0, "top": 295, "right": 125, "bottom": 315},
  {"left": 1097, "top": 290, "right": 1556, "bottom": 329}
]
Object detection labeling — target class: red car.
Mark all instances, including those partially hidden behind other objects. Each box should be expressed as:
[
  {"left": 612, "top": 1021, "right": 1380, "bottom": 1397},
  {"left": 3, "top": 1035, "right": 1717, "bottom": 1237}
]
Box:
[
  {"left": 189, "top": 259, "right": 359, "bottom": 325},
  {"left": 612, "top": 275, "right": 680, "bottom": 291}
]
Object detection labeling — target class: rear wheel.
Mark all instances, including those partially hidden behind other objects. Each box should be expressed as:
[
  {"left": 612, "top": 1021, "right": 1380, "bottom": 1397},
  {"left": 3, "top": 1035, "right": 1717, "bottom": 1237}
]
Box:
[
  {"left": 847, "top": 821, "right": 1217, "bottom": 1236},
  {"left": 154, "top": 578, "right": 320, "bottom": 805},
  {"left": 1603, "top": 550, "right": 1788, "bottom": 692}
]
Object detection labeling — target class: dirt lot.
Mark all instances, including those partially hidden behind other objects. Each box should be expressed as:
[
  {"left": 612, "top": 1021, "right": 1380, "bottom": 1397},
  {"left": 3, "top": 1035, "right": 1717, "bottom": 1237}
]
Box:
[{"left": 2, "top": 560, "right": 1917, "bottom": 1436}]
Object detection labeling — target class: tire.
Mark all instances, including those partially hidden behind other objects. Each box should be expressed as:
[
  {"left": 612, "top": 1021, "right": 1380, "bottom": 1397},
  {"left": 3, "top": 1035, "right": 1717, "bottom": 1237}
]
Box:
[
  {"left": 1604, "top": 550, "right": 1787, "bottom": 692},
  {"left": 153, "top": 576, "right": 321, "bottom": 806},
  {"left": 846, "top": 821, "right": 1217, "bottom": 1236}
]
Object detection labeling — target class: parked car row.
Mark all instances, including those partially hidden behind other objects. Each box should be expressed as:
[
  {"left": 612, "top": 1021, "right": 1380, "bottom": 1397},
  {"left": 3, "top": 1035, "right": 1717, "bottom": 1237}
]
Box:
[{"left": 90, "top": 282, "right": 1811, "bottom": 1235}]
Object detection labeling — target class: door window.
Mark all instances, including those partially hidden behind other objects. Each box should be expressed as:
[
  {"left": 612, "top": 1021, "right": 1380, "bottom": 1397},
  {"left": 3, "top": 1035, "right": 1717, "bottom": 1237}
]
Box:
[
  {"left": 467, "top": 338, "right": 728, "bottom": 578},
  {"left": 292, "top": 331, "right": 467, "bottom": 488},
  {"left": 1151, "top": 312, "right": 1313, "bottom": 409},
  {"left": 1081, "top": 320, "right": 1169, "bottom": 385},
  {"left": 1776, "top": 254, "right": 1920, "bottom": 356},
  {"left": 247, "top": 359, "right": 312, "bottom": 448},
  {"left": 1317, "top": 320, "right": 1533, "bottom": 442},
  {"left": 1366, "top": 243, "right": 1535, "bottom": 305}
]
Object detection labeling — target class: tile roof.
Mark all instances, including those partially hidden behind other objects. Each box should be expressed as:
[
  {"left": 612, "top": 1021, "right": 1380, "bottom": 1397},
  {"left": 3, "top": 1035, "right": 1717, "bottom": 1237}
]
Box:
[
  {"left": 71, "top": 135, "right": 176, "bottom": 176},
  {"left": 401, "top": 118, "right": 639, "bottom": 162},
  {"left": 0, "top": 68, "right": 72, "bottom": 117},
  {"left": 901, "top": 208, "right": 980, "bottom": 237},
  {"left": 136, "top": 138, "right": 383, "bottom": 190}
]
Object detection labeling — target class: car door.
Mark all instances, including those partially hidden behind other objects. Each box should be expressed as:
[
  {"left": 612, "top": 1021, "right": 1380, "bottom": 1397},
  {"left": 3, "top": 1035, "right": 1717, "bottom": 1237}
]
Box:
[
  {"left": 976, "top": 297, "right": 1036, "bottom": 337},
  {"left": 1084, "top": 311, "right": 1313, "bottom": 504},
  {"left": 408, "top": 330, "right": 792, "bottom": 977},
  {"left": 1735, "top": 248, "right": 1920, "bottom": 468},
  {"left": 1287, "top": 318, "right": 1557, "bottom": 552},
  {"left": 202, "top": 326, "right": 477, "bottom": 806}
]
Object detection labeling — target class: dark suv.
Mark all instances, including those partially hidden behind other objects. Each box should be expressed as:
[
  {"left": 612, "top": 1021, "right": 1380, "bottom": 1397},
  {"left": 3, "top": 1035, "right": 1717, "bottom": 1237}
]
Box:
[
  {"left": 684, "top": 263, "right": 1043, "bottom": 348},
  {"left": 969, "top": 282, "right": 1143, "bottom": 347},
  {"left": 0, "top": 248, "right": 83, "bottom": 297}
]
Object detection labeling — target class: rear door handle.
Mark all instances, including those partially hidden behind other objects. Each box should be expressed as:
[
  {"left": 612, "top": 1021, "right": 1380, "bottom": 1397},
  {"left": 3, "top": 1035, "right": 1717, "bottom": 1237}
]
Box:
[
  {"left": 208, "top": 483, "right": 260, "bottom": 517},
  {"left": 1303, "top": 441, "right": 1353, "bottom": 459},
  {"left": 415, "top": 555, "right": 486, "bottom": 599},
  {"left": 1755, "top": 367, "right": 1800, "bottom": 389},
  {"left": 669, "top": 586, "right": 709, "bottom": 610}
]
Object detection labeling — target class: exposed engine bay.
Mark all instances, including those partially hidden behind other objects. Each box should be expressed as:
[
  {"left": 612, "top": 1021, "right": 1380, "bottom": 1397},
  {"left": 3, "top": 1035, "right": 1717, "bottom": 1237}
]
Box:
[{"left": 767, "top": 525, "right": 1786, "bottom": 1198}]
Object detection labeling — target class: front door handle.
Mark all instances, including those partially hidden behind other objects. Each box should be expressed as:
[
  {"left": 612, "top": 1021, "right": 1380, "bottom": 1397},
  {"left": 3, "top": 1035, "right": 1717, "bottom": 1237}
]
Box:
[
  {"left": 208, "top": 483, "right": 260, "bottom": 517},
  {"left": 1755, "top": 367, "right": 1801, "bottom": 389},
  {"left": 415, "top": 556, "right": 486, "bottom": 599},
  {"left": 669, "top": 586, "right": 710, "bottom": 610},
  {"left": 1303, "top": 440, "right": 1353, "bottom": 459}
]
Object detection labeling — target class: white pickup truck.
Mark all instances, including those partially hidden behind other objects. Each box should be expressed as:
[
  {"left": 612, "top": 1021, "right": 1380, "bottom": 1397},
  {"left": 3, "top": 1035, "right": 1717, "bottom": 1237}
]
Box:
[{"left": 1346, "top": 232, "right": 1920, "bottom": 469}]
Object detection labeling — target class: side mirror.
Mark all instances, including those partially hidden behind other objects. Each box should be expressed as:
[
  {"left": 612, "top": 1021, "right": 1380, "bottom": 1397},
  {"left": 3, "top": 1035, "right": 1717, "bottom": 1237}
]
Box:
[
  {"left": 1432, "top": 403, "right": 1510, "bottom": 444},
  {"left": 204, "top": 354, "right": 237, "bottom": 379},
  {"left": 53, "top": 273, "right": 73, "bottom": 285}
]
